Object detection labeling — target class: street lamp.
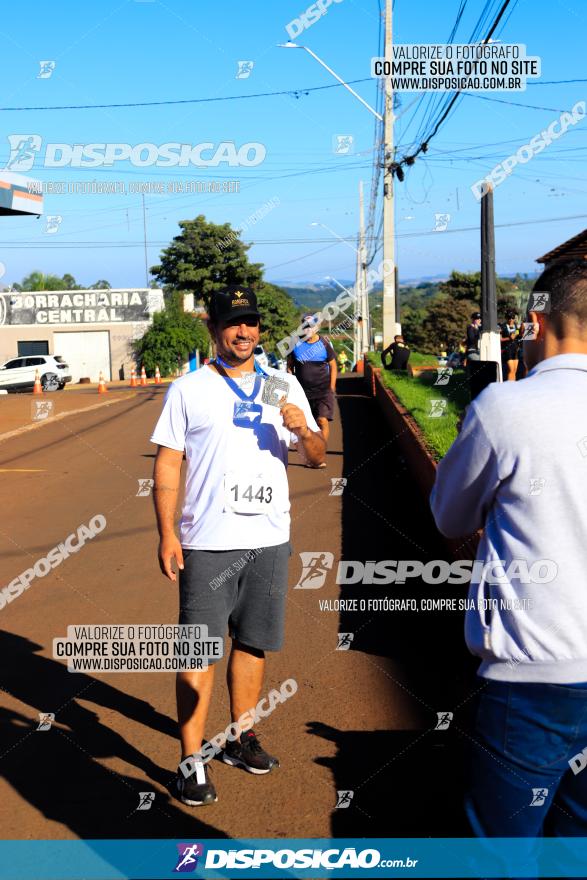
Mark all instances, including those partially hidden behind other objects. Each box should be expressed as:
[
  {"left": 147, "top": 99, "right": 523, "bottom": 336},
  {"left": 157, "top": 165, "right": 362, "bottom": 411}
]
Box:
[
  {"left": 310, "top": 221, "right": 359, "bottom": 258},
  {"left": 311, "top": 221, "right": 370, "bottom": 356},
  {"left": 277, "top": 42, "right": 383, "bottom": 121},
  {"left": 278, "top": 36, "right": 397, "bottom": 348}
]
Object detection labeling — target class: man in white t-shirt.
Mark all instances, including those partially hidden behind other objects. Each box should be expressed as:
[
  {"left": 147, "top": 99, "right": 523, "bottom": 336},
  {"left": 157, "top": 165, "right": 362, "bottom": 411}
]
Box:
[{"left": 150, "top": 285, "right": 325, "bottom": 807}]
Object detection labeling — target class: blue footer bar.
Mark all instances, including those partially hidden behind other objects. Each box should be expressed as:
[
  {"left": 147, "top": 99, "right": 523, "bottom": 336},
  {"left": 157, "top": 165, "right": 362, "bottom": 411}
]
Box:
[{"left": 1, "top": 837, "right": 587, "bottom": 879}]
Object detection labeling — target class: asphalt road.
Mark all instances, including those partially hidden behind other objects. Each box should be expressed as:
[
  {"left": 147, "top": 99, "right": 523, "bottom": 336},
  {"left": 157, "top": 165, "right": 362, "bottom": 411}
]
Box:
[{"left": 0, "top": 376, "right": 477, "bottom": 846}]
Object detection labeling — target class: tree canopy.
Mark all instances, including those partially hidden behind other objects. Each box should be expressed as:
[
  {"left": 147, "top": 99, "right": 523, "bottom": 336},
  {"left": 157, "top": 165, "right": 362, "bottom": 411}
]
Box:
[
  {"left": 150, "top": 215, "right": 263, "bottom": 307},
  {"left": 13, "top": 272, "right": 111, "bottom": 291},
  {"left": 132, "top": 292, "right": 209, "bottom": 377},
  {"left": 256, "top": 282, "right": 301, "bottom": 353},
  {"left": 397, "top": 271, "right": 533, "bottom": 353}
]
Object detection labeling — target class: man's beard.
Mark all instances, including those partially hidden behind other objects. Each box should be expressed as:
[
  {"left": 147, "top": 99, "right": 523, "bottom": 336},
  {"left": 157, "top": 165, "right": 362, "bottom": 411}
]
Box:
[{"left": 219, "top": 337, "right": 255, "bottom": 366}]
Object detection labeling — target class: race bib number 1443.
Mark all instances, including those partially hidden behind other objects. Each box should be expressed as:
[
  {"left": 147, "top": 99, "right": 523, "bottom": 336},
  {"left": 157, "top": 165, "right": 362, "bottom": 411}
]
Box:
[{"left": 224, "top": 473, "right": 275, "bottom": 514}]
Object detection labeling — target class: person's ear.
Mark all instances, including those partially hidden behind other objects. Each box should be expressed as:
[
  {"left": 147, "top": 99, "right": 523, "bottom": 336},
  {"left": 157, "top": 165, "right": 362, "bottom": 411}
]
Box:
[{"left": 528, "top": 310, "right": 546, "bottom": 339}]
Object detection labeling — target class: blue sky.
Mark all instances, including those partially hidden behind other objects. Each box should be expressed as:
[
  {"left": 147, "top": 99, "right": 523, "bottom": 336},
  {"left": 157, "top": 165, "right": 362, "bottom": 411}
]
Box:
[{"left": 0, "top": 0, "right": 585, "bottom": 289}]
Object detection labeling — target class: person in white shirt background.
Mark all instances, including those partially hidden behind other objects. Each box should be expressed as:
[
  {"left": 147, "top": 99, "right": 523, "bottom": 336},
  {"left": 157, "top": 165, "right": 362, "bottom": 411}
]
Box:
[{"left": 150, "top": 285, "right": 325, "bottom": 806}]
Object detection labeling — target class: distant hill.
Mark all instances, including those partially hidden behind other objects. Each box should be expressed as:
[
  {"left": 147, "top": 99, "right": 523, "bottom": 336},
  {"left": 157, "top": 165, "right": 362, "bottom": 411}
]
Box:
[
  {"left": 279, "top": 270, "right": 540, "bottom": 313},
  {"left": 280, "top": 284, "right": 353, "bottom": 312},
  {"left": 280, "top": 280, "right": 439, "bottom": 314}
]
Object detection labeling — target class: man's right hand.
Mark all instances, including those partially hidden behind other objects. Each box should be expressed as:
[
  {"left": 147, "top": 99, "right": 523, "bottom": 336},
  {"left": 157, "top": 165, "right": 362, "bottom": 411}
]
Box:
[{"left": 158, "top": 534, "right": 184, "bottom": 582}]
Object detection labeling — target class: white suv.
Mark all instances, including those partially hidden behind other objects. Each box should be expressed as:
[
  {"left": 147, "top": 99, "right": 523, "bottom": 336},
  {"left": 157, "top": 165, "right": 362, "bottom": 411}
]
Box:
[{"left": 0, "top": 355, "right": 72, "bottom": 392}]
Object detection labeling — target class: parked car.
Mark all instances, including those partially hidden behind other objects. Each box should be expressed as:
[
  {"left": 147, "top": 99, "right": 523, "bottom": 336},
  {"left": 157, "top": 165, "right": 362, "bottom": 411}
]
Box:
[
  {"left": 253, "top": 345, "right": 269, "bottom": 371},
  {"left": 0, "top": 355, "right": 72, "bottom": 392}
]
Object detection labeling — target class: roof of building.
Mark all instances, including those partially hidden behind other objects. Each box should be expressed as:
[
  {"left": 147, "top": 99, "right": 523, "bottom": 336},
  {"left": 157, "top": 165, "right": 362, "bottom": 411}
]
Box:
[
  {"left": 536, "top": 228, "right": 587, "bottom": 264},
  {"left": 0, "top": 171, "right": 43, "bottom": 217}
]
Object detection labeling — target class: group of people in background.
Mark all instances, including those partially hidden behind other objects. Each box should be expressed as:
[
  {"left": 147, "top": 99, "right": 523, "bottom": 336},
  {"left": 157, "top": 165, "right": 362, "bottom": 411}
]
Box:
[
  {"left": 465, "top": 310, "right": 527, "bottom": 380},
  {"left": 377, "top": 312, "right": 528, "bottom": 381}
]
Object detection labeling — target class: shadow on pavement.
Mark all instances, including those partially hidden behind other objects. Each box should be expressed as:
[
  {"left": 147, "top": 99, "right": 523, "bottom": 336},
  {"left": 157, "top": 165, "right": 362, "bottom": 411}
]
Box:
[
  {"left": 322, "top": 376, "right": 478, "bottom": 836},
  {"left": 0, "top": 631, "right": 228, "bottom": 845},
  {"left": 309, "top": 720, "right": 469, "bottom": 837}
]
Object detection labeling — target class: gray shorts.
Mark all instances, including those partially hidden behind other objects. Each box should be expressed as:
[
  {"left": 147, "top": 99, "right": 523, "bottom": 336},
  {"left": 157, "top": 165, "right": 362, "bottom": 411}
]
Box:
[
  {"left": 309, "top": 390, "right": 335, "bottom": 422},
  {"left": 178, "top": 542, "right": 291, "bottom": 658}
]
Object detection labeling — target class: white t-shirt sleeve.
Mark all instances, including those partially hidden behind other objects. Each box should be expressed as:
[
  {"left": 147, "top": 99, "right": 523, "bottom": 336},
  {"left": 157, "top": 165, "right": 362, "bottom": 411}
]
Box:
[
  {"left": 287, "top": 374, "right": 320, "bottom": 444},
  {"left": 150, "top": 382, "right": 187, "bottom": 451}
]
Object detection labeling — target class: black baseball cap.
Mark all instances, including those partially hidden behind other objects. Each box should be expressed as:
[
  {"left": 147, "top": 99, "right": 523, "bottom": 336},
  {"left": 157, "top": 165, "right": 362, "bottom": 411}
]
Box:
[
  {"left": 209, "top": 285, "right": 261, "bottom": 325},
  {"left": 471, "top": 311, "right": 481, "bottom": 320}
]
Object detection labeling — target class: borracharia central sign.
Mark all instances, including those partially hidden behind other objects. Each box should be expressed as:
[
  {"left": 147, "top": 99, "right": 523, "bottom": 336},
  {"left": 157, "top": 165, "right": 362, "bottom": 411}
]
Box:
[{"left": 0, "top": 289, "right": 163, "bottom": 325}]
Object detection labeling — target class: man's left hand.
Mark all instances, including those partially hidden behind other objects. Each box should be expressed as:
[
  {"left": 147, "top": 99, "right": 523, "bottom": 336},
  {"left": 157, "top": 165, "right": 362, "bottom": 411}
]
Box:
[{"left": 281, "top": 402, "right": 310, "bottom": 438}]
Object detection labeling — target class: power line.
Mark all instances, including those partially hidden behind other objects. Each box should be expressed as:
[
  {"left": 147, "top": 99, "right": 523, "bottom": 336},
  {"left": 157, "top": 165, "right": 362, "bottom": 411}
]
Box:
[
  {"left": 0, "top": 79, "right": 374, "bottom": 112},
  {"left": 0, "top": 74, "right": 583, "bottom": 114},
  {"left": 400, "top": 0, "right": 470, "bottom": 154},
  {"left": 461, "top": 93, "right": 578, "bottom": 113},
  {"left": 4, "top": 212, "right": 587, "bottom": 249},
  {"left": 394, "top": 0, "right": 516, "bottom": 177}
]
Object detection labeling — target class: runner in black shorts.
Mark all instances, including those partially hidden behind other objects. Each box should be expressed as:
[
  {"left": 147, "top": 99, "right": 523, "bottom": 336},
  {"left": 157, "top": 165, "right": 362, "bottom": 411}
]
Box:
[
  {"left": 150, "top": 286, "right": 325, "bottom": 806},
  {"left": 500, "top": 312, "right": 520, "bottom": 381},
  {"left": 287, "top": 313, "right": 337, "bottom": 463}
]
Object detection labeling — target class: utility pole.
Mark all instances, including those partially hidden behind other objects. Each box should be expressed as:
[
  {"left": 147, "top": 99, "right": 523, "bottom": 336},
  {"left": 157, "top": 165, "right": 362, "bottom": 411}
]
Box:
[
  {"left": 358, "top": 180, "right": 369, "bottom": 356},
  {"left": 353, "top": 224, "right": 362, "bottom": 365},
  {"left": 382, "top": 0, "right": 397, "bottom": 348},
  {"left": 479, "top": 183, "right": 502, "bottom": 378},
  {"left": 141, "top": 194, "right": 149, "bottom": 288}
]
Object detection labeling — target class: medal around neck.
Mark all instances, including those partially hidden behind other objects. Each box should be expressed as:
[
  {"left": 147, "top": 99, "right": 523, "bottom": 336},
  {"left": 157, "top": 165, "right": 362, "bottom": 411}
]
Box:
[{"left": 262, "top": 375, "right": 289, "bottom": 408}]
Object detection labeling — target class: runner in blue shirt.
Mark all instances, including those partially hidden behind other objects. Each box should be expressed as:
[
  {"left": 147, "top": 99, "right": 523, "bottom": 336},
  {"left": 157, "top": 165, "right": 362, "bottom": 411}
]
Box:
[{"left": 287, "top": 313, "right": 337, "bottom": 462}]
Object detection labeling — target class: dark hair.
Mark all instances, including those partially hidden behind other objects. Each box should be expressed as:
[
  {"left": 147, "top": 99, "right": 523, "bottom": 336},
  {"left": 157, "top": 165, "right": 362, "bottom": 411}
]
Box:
[{"left": 531, "top": 259, "right": 587, "bottom": 338}]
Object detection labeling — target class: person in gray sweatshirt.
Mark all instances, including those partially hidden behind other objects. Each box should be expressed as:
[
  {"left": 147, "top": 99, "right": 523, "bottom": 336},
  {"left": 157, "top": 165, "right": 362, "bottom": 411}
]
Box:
[{"left": 431, "top": 258, "right": 587, "bottom": 839}]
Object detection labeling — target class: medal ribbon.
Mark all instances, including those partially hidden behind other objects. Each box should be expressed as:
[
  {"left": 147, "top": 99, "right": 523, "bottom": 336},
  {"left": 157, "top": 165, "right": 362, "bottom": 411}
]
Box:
[
  {"left": 213, "top": 357, "right": 264, "bottom": 401},
  {"left": 215, "top": 354, "right": 269, "bottom": 378}
]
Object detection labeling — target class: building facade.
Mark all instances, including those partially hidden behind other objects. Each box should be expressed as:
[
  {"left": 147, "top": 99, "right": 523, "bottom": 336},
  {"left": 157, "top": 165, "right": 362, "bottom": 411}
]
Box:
[{"left": 0, "top": 288, "right": 163, "bottom": 382}]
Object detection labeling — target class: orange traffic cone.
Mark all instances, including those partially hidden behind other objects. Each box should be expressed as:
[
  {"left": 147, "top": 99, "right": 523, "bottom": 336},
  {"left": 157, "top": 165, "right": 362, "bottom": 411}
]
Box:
[
  {"left": 97, "top": 371, "right": 108, "bottom": 394},
  {"left": 154, "top": 365, "right": 162, "bottom": 384},
  {"left": 129, "top": 366, "right": 138, "bottom": 388},
  {"left": 140, "top": 366, "right": 147, "bottom": 386},
  {"left": 33, "top": 370, "right": 43, "bottom": 394}
]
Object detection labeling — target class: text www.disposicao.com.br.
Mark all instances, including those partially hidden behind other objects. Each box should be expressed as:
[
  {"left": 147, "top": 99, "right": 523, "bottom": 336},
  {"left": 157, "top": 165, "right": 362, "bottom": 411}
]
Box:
[{"left": 69, "top": 657, "right": 203, "bottom": 671}]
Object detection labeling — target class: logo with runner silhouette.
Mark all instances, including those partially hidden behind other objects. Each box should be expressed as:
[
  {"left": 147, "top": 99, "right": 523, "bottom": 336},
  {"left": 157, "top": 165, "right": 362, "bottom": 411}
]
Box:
[
  {"left": 294, "top": 552, "right": 334, "bottom": 589},
  {"left": 174, "top": 843, "right": 204, "bottom": 872},
  {"left": 5, "top": 134, "right": 42, "bottom": 171}
]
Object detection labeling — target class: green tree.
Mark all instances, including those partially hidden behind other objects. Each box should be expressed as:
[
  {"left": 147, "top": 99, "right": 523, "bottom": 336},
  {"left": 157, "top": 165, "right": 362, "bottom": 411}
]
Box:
[
  {"left": 14, "top": 271, "right": 112, "bottom": 291},
  {"left": 256, "top": 282, "right": 301, "bottom": 353},
  {"left": 132, "top": 292, "right": 209, "bottom": 377},
  {"left": 401, "top": 305, "right": 429, "bottom": 351},
  {"left": 17, "top": 271, "right": 66, "bottom": 291},
  {"left": 438, "top": 271, "right": 481, "bottom": 302},
  {"left": 151, "top": 215, "right": 263, "bottom": 307},
  {"left": 421, "top": 294, "right": 475, "bottom": 353},
  {"left": 62, "top": 273, "right": 82, "bottom": 290}
]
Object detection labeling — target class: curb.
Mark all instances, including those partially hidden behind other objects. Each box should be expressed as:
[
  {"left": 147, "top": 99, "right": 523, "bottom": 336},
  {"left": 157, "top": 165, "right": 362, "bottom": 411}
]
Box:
[
  {"left": 364, "top": 361, "right": 480, "bottom": 561},
  {"left": 0, "top": 393, "right": 139, "bottom": 445}
]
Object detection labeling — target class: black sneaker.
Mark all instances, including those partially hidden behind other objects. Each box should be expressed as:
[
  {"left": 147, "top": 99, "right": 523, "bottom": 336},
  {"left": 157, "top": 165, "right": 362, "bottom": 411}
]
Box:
[
  {"left": 222, "top": 730, "right": 279, "bottom": 774},
  {"left": 176, "top": 755, "right": 217, "bottom": 806}
]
